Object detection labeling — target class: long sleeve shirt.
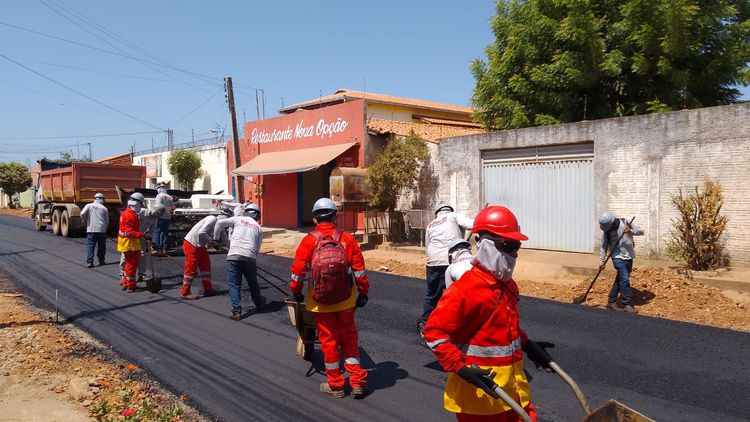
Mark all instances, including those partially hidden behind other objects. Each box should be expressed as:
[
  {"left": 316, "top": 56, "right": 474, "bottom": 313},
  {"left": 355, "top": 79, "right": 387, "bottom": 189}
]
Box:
[
  {"left": 155, "top": 192, "right": 174, "bottom": 220},
  {"left": 444, "top": 250, "right": 474, "bottom": 289},
  {"left": 80, "top": 202, "right": 108, "bottom": 233},
  {"left": 426, "top": 212, "right": 474, "bottom": 267},
  {"left": 184, "top": 215, "right": 218, "bottom": 248},
  {"left": 289, "top": 222, "right": 369, "bottom": 313},
  {"left": 600, "top": 218, "right": 644, "bottom": 262},
  {"left": 117, "top": 208, "right": 143, "bottom": 252},
  {"left": 213, "top": 216, "right": 263, "bottom": 260}
]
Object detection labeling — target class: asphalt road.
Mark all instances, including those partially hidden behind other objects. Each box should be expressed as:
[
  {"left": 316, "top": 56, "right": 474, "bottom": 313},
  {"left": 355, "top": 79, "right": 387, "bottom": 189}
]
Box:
[{"left": 0, "top": 213, "right": 748, "bottom": 422}]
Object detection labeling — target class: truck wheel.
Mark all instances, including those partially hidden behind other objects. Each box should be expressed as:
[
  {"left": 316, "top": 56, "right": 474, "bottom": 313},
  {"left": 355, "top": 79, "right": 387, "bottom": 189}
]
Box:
[
  {"left": 35, "top": 214, "right": 47, "bottom": 232},
  {"left": 60, "top": 210, "right": 72, "bottom": 238},
  {"left": 52, "top": 209, "right": 62, "bottom": 236}
]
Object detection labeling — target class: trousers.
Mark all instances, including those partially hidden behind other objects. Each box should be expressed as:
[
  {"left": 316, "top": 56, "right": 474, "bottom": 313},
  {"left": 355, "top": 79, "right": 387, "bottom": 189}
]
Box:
[
  {"left": 182, "top": 241, "right": 213, "bottom": 294},
  {"left": 315, "top": 308, "right": 367, "bottom": 390},
  {"left": 121, "top": 250, "right": 140, "bottom": 289}
]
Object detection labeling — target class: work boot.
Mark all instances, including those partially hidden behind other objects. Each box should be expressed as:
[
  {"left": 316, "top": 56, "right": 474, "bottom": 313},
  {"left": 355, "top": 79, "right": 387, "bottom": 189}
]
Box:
[
  {"left": 181, "top": 293, "right": 199, "bottom": 300},
  {"left": 417, "top": 320, "right": 428, "bottom": 348},
  {"left": 622, "top": 305, "right": 638, "bottom": 314},
  {"left": 606, "top": 302, "right": 623, "bottom": 311},
  {"left": 228, "top": 312, "right": 241, "bottom": 321},
  {"left": 255, "top": 296, "right": 267, "bottom": 312},
  {"left": 98, "top": 260, "right": 106, "bottom": 266},
  {"left": 203, "top": 288, "right": 217, "bottom": 297},
  {"left": 86, "top": 262, "right": 94, "bottom": 268},
  {"left": 352, "top": 385, "right": 369, "bottom": 399},
  {"left": 319, "top": 383, "right": 344, "bottom": 398}
]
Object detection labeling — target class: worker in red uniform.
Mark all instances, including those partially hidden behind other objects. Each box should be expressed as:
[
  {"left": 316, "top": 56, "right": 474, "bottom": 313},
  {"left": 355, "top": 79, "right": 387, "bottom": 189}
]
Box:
[
  {"left": 424, "top": 205, "right": 555, "bottom": 421},
  {"left": 118, "top": 193, "right": 145, "bottom": 293},
  {"left": 289, "top": 198, "right": 370, "bottom": 399}
]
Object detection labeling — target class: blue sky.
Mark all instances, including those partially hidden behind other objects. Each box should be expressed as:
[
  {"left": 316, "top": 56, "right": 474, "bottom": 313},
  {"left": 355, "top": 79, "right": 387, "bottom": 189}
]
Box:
[
  {"left": 0, "top": 0, "right": 496, "bottom": 163},
  {"left": 1, "top": 1, "right": 748, "bottom": 165}
]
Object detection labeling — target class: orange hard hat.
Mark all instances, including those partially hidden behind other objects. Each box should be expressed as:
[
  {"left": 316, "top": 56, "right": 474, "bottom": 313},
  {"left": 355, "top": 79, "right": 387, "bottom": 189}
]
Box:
[{"left": 471, "top": 205, "right": 528, "bottom": 241}]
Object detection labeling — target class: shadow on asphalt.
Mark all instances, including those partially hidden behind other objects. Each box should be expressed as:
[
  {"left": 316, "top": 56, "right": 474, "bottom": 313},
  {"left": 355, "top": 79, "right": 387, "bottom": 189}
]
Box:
[{"left": 66, "top": 297, "right": 172, "bottom": 322}]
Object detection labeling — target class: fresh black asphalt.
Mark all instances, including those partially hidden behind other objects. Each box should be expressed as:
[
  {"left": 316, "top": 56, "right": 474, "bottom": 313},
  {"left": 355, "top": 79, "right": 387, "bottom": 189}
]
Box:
[{"left": 0, "top": 214, "right": 748, "bottom": 421}]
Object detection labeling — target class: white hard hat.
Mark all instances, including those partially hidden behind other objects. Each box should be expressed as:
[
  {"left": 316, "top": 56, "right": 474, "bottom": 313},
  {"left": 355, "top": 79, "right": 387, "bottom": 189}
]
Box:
[
  {"left": 129, "top": 192, "right": 145, "bottom": 204},
  {"left": 599, "top": 212, "right": 616, "bottom": 231},
  {"left": 244, "top": 202, "right": 261, "bottom": 219},
  {"left": 448, "top": 238, "right": 471, "bottom": 254},
  {"left": 435, "top": 202, "right": 454, "bottom": 215},
  {"left": 94, "top": 192, "right": 105, "bottom": 200}
]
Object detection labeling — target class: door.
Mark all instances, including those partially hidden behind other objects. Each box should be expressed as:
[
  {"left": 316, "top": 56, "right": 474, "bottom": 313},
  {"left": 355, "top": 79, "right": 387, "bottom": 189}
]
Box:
[{"left": 482, "top": 143, "right": 594, "bottom": 252}]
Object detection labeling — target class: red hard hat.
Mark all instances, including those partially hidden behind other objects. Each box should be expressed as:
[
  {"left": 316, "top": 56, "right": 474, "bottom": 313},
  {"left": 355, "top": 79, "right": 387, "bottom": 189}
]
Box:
[{"left": 471, "top": 206, "right": 528, "bottom": 241}]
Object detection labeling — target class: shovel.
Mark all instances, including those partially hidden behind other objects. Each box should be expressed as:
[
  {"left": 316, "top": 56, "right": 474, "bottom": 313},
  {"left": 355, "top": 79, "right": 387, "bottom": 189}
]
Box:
[
  {"left": 573, "top": 217, "right": 635, "bottom": 304},
  {"left": 143, "top": 238, "right": 162, "bottom": 293}
]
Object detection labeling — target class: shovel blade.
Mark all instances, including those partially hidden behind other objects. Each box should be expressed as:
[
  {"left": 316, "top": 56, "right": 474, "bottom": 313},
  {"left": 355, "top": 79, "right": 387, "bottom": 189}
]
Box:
[
  {"left": 143, "top": 276, "right": 162, "bottom": 293},
  {"left": 582, "top": 400, "right": 654, "bottom": 422}
]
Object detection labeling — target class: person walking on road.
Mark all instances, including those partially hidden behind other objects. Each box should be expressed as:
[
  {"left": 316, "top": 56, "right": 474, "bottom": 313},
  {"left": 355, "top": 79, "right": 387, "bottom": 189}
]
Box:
[
  {"left": 154, "top": 182, "right": 175, "bottom": 254},
  {"left": 118, "top": 193, "right": 145, "bottom": 292},
  {"left": 599, "top": 212, "right": 644, "bottom": 314},
  {"left": 80, "top": 192, "right": 109, "bottom": 268},
  {"left": 289, "top": 198, "right": 370, "bottom": 399},
  {"left": 419, "top": 203, "right": 473, "bottom": 345},
  {"left": 424, "top": 205, "right": 554, "bottom": 422},
  {"left": 180, "top": 214, "right": 224, "bottom": 300},
  {"left": 444, "top": 238, "right": 474, "bottom": 290},
  {"left": 213, "top": 203, "right": 265, "bottom": 319}
]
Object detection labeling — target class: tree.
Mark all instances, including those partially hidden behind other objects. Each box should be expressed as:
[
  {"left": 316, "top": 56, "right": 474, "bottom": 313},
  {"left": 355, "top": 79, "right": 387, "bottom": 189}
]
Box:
[
  {"left": 471, "top": 0, "right": 750, "bottom": 130},
  {"left": 167, "top": 150, "right": 202, "bottom": 190},
  {"left": 59, "top": 151, "right": 92, "bottom": 163},
  {"left": 0, "top": 162, "right": 32, "bottom": 208},
  {"left": 367, "top": 131, "right": 430, "bottom": 211}
]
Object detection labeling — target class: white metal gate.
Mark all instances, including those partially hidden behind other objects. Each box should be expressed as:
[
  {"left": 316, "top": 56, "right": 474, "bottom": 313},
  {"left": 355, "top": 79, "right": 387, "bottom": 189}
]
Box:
[{"left": 482, "top": 143, "right": 594, "bottom": 252}]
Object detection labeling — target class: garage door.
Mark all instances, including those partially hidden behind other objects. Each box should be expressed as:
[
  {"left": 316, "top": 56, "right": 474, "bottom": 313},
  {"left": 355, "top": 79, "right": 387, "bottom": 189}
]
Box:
[{"left": 482, "top": 143, "right": 594, "bottom": 252}]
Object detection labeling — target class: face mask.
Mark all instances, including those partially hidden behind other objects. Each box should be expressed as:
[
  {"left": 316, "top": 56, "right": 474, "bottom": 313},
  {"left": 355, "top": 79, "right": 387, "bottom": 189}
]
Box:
[
  {"left": 95, "top": 198, "right": 104, "bottom": 205},
  {"left": 128, "top": 199, "right": 142, "bottom": 213},
  {"left": 157, "top": 187, "right": 166, "bottom": 195},
  {"left": 471, "top": 238, "right": 517, "bottom": 281}
]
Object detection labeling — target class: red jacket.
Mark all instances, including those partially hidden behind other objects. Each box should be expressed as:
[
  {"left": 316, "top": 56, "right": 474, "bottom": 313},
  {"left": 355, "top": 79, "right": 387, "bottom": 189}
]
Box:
[
  {"left": 117, "top": 208, "right": 143, "bottom": 252},
  {"left": 423, "top": 265, "right": 531, "bottom": 415},
  {"left": 289, "top": 223, "right": 369, "bottom": 312}
]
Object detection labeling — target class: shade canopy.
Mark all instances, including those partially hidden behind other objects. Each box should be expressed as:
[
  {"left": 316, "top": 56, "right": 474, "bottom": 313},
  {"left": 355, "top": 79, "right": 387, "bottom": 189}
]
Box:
[{"left": 232, "top": 142, "right": 357, "bottom": 176}]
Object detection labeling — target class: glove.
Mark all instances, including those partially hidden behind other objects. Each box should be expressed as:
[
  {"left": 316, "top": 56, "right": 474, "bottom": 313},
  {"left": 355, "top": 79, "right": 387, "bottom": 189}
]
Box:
[
  {"left": 293, "top": 293, "right": 304, "bottom": 303},
  {"left": 356, "top": 295, "right": 368, "bottom": 308},
  {"left": 457, "top": 365, "right": 500, "bottom": 399},
  {"left": 598, "top": 263, "right": 606, "bottom": 271},
  {"left": 132, "top": 231, "right": 144, "bottom": 239},
  {"left": 523, "top": 340, "right": 555, "bottom": 372}
]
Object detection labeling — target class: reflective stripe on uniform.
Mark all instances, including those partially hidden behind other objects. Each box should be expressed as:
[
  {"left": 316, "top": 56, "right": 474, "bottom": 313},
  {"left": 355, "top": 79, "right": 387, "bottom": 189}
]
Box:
[
  {"left": 118, "top": 231, "right": 129, "bottom": 237},
  {"left": 426, "top": 338, "right": 450, "bottom": 350},
  {"left": 465, "top": 337, "right": 521, "bottom": 358},
  {"left": 354, "top": 270, "right": 366, "bottom": 278},
  {"left": 183, "top": 275, "right": 194, "bottom": 280},
  {"left": 324, "top": 362, "right": 340, "bottom": 370},
  {"left": 344, "top": 357, "right": 360, "bottom": 365},
  {"left": 290, "top": 273, "right": 303, "bottom": 281}
]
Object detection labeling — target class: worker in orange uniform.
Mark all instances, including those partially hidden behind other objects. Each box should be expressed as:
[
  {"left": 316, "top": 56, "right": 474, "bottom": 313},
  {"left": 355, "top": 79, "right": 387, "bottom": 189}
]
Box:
[
  {"left": 289, "top": 198, "right": 370, "bottom": 399},
  {"left": 424, "top": 205, "right": 555, "bottom": 421},
  {"left": 118, "top": 192, "right": 145, "bottom": 292}
]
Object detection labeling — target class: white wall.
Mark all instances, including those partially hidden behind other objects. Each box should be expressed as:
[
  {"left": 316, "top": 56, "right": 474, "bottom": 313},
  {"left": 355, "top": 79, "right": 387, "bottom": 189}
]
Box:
[{"left": 133, "top": 143, "right": 227, "bottom": 192}]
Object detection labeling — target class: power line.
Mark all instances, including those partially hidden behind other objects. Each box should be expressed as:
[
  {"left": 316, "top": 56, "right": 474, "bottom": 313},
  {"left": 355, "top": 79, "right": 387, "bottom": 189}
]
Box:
[
  {"left": 0, "top": 130, "right": 163, "bottom": 141},
  {"left": 36, "top": 0, "right": 215, "bottom": 94},
  {"left": 0, "top": 52, "right": 165, "bottom": 130},
  {"left": 169, "top": 89, "right": 224, "bottom": 127}
]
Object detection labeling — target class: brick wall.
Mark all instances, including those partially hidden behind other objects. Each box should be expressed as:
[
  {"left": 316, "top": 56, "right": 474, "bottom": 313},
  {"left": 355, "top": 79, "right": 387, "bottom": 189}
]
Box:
[{"left": 433, "top": 103, "right": 750, "bottom": 263}]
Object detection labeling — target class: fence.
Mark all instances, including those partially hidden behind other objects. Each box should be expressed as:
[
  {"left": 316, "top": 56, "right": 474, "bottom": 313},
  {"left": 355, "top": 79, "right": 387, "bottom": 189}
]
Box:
[{"left": 337, "top": 211, "right": 390, "bottom": 235}]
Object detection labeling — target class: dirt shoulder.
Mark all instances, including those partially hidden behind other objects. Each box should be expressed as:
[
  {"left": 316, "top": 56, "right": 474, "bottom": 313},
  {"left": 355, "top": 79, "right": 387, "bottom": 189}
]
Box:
[
  {"left": 261, "top": 240, "right": 750, "bottom": 332},
  {"left": 0, "top": 207, "right": 33, "bottom": 218},
  {"left": 0, "top": 276, "right": 204, "bottom": 422}
]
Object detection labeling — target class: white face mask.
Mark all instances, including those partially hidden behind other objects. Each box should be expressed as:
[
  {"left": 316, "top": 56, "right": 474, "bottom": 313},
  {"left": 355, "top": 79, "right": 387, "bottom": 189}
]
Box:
[
  {"left": 94, "top": 198, "right": 104, "bottom": 204},
  {"left": 471, "top": 238, "right": 517, "bottom": 281},
  {"left": 127, "top": 199, "right": 142, "bottom": 213}
]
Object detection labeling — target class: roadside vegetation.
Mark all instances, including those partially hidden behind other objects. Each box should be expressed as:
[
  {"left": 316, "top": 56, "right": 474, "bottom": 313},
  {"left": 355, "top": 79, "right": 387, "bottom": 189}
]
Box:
[{"left": 167, "top": 150, "right": 202, "bottom": 190}]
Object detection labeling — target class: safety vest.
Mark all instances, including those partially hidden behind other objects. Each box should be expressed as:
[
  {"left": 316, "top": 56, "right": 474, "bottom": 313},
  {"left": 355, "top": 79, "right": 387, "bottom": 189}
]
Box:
[{"left": 424, "top": 266, "right": 531, "bottom": 415}]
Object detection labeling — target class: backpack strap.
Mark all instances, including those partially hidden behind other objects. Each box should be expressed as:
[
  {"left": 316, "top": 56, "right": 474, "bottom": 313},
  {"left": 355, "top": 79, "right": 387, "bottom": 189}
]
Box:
[
  {"left": 310, "top": 230, "right": 322, "bottom": 241},
  {"left": 332, "top": 229, "right": 344, "bottom": 242}
]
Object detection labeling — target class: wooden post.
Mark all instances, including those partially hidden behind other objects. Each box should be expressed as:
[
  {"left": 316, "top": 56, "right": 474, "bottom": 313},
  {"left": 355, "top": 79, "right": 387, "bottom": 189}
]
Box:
[{"left": 225, "top": 77, "right": 244, "bottom": 200}]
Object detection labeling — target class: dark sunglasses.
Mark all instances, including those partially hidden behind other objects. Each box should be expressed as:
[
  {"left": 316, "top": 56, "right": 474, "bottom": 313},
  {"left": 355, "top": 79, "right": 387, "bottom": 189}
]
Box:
[{"left": 477, "top": 235, "right": 522, "bottom": 254}]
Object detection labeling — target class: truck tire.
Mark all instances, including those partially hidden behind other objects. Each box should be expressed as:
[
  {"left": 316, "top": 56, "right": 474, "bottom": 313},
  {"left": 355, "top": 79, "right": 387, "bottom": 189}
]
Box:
[
  {"left": 52, "top": 209, "right": 62, "bottom": 236},
  {"left": 61, "top": 210, "right": 72, "bottom": 238},
  {"left": 35, "top": 214, "right": 47, "bottom": 232}
]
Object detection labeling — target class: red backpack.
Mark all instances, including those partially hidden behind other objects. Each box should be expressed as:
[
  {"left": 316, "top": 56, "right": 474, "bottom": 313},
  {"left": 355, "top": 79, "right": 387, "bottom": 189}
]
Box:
[{"left": 309, "top": 229, "right": 352, "bottom": 304}]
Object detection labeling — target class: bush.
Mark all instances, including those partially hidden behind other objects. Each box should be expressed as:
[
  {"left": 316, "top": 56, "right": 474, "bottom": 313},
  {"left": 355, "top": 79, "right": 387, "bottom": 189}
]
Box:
[
  {"left": 0, "top": 162, "right": 32, "bottom": 208},
  {"left": 666, "top": 179, "right": 728, "bottom": 270}
]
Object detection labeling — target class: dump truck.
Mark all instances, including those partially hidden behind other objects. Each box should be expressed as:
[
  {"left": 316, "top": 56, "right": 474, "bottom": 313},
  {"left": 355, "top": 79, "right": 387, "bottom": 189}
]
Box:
[{"left": 33, "top": 162, "right": 146, "bottom": 237}]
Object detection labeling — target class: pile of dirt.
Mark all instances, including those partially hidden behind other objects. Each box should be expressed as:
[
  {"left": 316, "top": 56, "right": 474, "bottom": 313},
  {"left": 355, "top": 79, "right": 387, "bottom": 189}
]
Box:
[
  {"left": 517, "top": 267, "right": 750, "bottom": 332},
  {"left": 365, "top": 258, "right": 425, "bottom": 279},
  {"left": 0, "top": 287, "right": 201, "bottom": 421},
  {"left": 0, "top": 208, "right": 32, "bottom": 217}
]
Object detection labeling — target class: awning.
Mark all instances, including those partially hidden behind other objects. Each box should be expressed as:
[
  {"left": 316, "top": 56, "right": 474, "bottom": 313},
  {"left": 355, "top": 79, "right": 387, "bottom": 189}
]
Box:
[{"left": 233, "top": 142, "right": 357, "bottom": 176}]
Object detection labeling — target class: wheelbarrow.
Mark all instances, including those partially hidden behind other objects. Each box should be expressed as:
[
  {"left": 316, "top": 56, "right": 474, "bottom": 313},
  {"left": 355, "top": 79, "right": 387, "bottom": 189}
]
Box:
[
  {"left": 285, "top": 299, "right": 316, "bottom": 361},
  {"left": 487, "top": 345, "right": 654, "bottom": 422}
]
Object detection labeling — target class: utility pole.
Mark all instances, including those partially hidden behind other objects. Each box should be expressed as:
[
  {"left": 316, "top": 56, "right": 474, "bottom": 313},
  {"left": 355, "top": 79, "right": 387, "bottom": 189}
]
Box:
[
  {"left": 225, "top": 76, "right": 244, "bottom": 200},
  {"left": 76, "top": 142, "right": 80, "bottom": 160},
  {"left": 255, "top": 89, "right": 261, "bottom": 120},
  {"left": 87, "top": 142, "right": 92, "bottom": 161},
  {"left": 261, "top": 89, "right": 266, "bottom": 119},
  {"left": 167, "top": 129, "right": 174, "bottom": 150}
]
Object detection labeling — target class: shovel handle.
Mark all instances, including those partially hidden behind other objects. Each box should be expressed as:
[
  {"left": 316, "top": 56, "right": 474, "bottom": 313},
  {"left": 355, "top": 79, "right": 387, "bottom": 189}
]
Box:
[
  {"left": 490, "top": 385, "right": 532, "bottom": 422},
  {"left": 549, "top": 361, "right": 592, "bottom": 415}
]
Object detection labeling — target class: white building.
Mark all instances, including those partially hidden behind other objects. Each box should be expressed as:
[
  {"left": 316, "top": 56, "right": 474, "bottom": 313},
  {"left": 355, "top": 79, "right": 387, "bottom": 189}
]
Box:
[{"left": 132, "top": 139, "right": 228, "bottom": 194}]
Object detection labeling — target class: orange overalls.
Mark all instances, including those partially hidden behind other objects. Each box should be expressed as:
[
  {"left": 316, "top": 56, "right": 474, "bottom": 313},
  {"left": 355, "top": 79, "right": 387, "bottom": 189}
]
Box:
[
  {"left": 290, "top": 222, "right": 370, "bottom": 391},
  {"left": 117, "top": 208, "right": 143, "bottom": 291}
]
